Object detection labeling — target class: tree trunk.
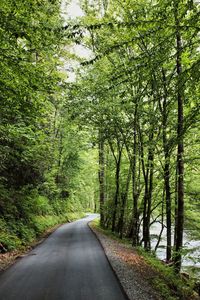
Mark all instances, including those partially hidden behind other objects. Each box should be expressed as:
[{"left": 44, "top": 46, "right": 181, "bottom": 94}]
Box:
[
  {"left": 155, "top": 187, "right": 165, "bottom": 252},
  {"left": 98, "top": 134, "right": 105, "bottom": 227},
  {"left": 161, "top": 68, "right": 172, "bottom": 262},
  {"left": 132, "top": 101, "right": 140, "bottom": 246},
  {"left": 118, "top": 166, "right": 131, "bottom": 238},
  {"left": 140, "top": 129, "right": 154, "bottom": 251},
  {"left": 143, "top": 148, "right": 154, "bottom": 251},
  {"left": 174, "top": 163, "right": 178, "bottom": 247},
  {"left": 112, "top": 155, "right": 121, "bottom": 232},
  {"left": 173, "top": 0, "right": 185, "bottom": 272},
  {"left": 165, "top": 159, "right": 172, "bottom": 261}
]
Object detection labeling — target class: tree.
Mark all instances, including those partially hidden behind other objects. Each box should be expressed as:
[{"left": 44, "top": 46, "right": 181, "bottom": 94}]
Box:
[{"left": 74, "top": 0, "right": 200, "bottom": 272}]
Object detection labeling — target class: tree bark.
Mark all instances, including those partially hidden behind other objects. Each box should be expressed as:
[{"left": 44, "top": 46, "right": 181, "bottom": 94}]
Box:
[
  {"left": 143, "top": 146, "right": 154, "bottom": 251},
  {"left": 132, "top": 101, "right": 140, "bottom": 246},
  {"left": 98, "top": 133, "right": 105, "bottom": 227},
  {"left": 173, "top": 0, "right": 185, "bottom": 272},
  {"left": 140, "top": 127, "right": 154, "bottom": 251},
  {"left": 118, "top": 166, "right": 131, "bottom": 238},
  {"left": 161, "top": 68, "right": 172, "bottom": 262},
  {"left": 112, "top": 153, "right": 121, "bottom": 232},
  {"left": 174, "top": 163, "right": 178, "bottom": 247}
]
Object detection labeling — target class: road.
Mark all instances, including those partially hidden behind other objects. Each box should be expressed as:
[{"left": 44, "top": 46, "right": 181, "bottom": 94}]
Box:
[{"left": 0, "top": 214, "right": 128, "bottom": 300}]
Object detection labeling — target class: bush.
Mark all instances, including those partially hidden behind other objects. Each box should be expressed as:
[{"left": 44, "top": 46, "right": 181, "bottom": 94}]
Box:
[
  {"left": 33, "top": 195, "right": 53, "bottom": 216},
  {"left": 33, "top": 215, "right": 60, "bottom": 235},
  {"left": 14, "top": 222, "right": 36, "bottom": 244},
  {"left": 0, "top": 219, "right": 22, "bottom": 251}
]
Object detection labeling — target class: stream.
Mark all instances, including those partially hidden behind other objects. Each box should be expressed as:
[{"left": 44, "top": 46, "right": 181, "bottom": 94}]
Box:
[{"left": 150, "top": 223, "right": 200, "bottom": 278}]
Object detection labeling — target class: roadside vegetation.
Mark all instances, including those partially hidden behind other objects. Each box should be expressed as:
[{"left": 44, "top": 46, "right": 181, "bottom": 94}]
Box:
[
  {"left": 91, "top": 218, "right": 199, "bottom": 300},
  {"left": 71, "top": 0, "right": 200, "bottom": 276},
  {"left": 0, "top": 197, "right": 85, "bottom": 253},
  {"left": 0, "top": 0, "right": 199, "bottom": 291},
  {"left": 0, "top": 0, "right": 95, "bottom": 254}
]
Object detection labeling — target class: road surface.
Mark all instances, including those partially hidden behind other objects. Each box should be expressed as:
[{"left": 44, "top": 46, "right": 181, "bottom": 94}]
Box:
[{"left": 0, "top": 214, "right": 128, "bottom": 300}]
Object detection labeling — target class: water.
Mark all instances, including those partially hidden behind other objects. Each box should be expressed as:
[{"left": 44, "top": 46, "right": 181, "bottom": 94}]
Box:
[{"left": 150, "top": 222, "right": 200, "bottom": 278}]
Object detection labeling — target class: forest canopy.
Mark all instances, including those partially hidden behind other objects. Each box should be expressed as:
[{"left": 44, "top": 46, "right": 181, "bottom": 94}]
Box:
[
  {"left": 0, "top": 0, "right": 200, "bottom": 275},
  {"left": 69, "top": 0, "right": 200, "bottom": 273}
]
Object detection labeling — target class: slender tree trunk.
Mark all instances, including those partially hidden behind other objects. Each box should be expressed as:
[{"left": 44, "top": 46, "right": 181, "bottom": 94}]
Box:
[
  {"left": 161, "top": 68, "right": 172, "bottom": 262},
  {"left": 143, "top": 147, "right": 154, "bottom": 251},
  {"left": 118, "top": 166, "right": 131, "bottom": 238},
  {"left": 140, "top": 129, "right": 154, "bottom": 251},
  {"left": 146, "top": 149, "right": 154, "bottom": 249},
  {"left": 173, "top": 0, "right": 185, "bottom": 272},
  {"left": 112, "top": 155, "right": 121, "bottom": 232},
  {"left": 174, "top": 163, "right": 178, "bottom": 247},
  {"left": 155, "top": 187, "right": 165, "bottom": 252},
  {"left": 108, "top": 138, "right": 123, "bottom": 232},
  {"left": 143, "top": 190, "right": 150, "bottom": 250},
  {"left": 56, "top": 132, "right": 63, "bottom": 183},
  {"left": 99, "top": 134, "right": 105, "bottom": 227},
  {"left": 132, "top": 101, "right": 139, "bottom": 246},
  {"left": 132, "top": 188, "right": 140, "bottom": 245},
  {"left": 139, "top": 128, "right": 149, "bottom": 249},
  {"left": 165, "top": 159, "right": 172, "bottom": 261}
]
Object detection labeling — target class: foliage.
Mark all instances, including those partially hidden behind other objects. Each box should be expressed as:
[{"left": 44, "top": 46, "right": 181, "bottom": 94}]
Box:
[
  {"left": 0, "top": 0, "right": 95, "bottom": 252},
  {"left": 69, "top": 0, "right": 200, "bottom": 274},
  {"left": 91, "top": 218, "right": 196, "bottom": 300},
  {"left": 0, "top": 0, "right": 199, "bottom": 284}
]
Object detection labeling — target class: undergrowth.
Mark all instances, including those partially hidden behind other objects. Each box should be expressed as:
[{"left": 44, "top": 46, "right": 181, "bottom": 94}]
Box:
[
  {"left": 0, "top": 194, "right": 85, "bottom": 252},
  {"left": 91, "top": 218, "right": 197, "bottom": 300}
]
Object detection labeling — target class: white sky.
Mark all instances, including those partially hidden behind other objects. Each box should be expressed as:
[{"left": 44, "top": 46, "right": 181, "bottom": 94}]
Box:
[
  {"left": 60, "top": 1, "right": 93, "bottom": 82},
  {"left": 61, "top": 0, "right": 84, "bottom": 21}
]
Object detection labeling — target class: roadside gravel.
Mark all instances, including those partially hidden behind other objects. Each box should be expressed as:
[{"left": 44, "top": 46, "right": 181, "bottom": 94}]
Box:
[{"left": 90, "top": 224, "right": 162, "bottom": 300}]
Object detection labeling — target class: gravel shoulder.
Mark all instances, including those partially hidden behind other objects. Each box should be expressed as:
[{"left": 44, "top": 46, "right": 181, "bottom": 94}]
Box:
[{"left": 89, "top": 223, "right": 165, "bottom": 300}]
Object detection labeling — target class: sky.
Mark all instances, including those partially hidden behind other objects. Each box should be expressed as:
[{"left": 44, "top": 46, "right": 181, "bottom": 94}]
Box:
[
  {"left": 61, "top": 0, "right": 84, "bottom": 21},
  {"left": 60, "top": 1, "right": 92, "bottom": 82}
]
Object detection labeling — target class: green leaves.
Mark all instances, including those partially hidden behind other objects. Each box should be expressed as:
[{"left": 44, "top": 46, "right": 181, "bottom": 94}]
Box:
[{"left": 65, "top": 0, "right": 200, "bottom": 272}]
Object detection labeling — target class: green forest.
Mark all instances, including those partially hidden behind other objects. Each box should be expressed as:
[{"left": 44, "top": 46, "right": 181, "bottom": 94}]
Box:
[{"left": 0, "top": 0, "right": 199, "bottom": 283}]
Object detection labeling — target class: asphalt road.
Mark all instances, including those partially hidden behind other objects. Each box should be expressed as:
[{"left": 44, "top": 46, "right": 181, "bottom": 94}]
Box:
[{"left": 0, "top": 214, "right": 128, "bottom": 300}]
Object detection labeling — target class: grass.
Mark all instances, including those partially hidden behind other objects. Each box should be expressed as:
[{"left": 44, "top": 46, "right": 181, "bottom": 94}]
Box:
[
  {"left": 0, "top": 210, "right": 86, "bottom": 272},
  {"left": 90, "top": 218, "right": 198, "bottom": 300},
  {"left": 0, "top": 211, "right": 85, "bottom": 252}
]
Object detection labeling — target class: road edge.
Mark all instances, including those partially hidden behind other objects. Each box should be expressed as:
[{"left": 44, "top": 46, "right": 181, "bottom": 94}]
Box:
[
  {"left": 87, "top": 220, "right": 130, "bottom": 300},
  {"left": 0, "top": 214, "right": 85, "bottom": 275}
]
